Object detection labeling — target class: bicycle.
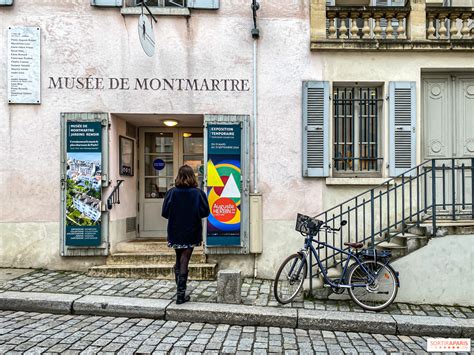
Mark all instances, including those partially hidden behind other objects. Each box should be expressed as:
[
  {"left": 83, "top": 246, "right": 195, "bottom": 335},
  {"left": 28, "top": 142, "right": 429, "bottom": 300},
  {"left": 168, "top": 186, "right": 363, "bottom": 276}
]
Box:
[{"left": 274, "top": 213, "right": 400, "bottom": 311}]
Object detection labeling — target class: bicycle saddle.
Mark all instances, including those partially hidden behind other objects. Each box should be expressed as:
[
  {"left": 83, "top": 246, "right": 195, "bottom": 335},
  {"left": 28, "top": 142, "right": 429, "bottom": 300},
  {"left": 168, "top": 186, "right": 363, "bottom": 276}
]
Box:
[{"left": 344, "top": 242, "right": 364, "bottom": 249}]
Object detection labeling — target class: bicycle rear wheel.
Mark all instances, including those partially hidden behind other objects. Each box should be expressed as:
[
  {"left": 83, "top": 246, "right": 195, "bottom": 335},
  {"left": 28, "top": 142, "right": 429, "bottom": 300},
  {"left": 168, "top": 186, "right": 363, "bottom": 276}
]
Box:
[
  {"left": 273, "top": 253, "right": 307, "bottom": 304},
  {"left": 347, "top": 260, "right": 398, "bottom": 311}
]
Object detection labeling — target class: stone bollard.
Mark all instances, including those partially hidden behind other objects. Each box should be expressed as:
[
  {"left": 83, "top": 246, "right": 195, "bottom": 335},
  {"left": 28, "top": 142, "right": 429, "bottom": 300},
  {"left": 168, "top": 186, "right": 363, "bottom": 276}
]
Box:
[{"left": 217, "top": 269, "right": 241, "bottom": 304}]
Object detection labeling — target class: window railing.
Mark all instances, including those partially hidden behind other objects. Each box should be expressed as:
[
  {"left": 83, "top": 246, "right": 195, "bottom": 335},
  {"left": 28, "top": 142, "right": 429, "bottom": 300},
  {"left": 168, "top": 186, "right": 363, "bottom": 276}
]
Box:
[
  {"left": 128, "top": 0, "right": 185, "bottom": 7},
  {"left": 333, "top": 87, "right": 382, "bottom": 173},
  {"left": 312, "top": 0, "right": 474, "bottom": 50},
  {"left": 426, "top": 7, "right": 474, "bottom": 39},
  {"left": 326, "top": 6, "right": 410, "bottom": 39}
]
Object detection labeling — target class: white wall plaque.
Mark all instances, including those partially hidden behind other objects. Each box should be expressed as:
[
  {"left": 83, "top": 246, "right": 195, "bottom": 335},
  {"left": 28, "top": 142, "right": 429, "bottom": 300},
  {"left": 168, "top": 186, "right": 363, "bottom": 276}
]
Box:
[{"left": 8, "top": 27, "right": 41, "bottom": 104}]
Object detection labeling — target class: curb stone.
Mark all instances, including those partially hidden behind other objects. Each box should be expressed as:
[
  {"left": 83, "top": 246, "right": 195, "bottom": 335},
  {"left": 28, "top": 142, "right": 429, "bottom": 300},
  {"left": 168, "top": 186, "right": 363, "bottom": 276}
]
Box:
[
  {"left": 166, "top": 302, "right": 298, "bottom": 328},
  {"left": 0, "top": 291, "right": 81, "bottom": 314},
  {"left": 0, "top": 291, "right": 472, "bottom": 338},
  {"left": 393, "top": 314, "right": 462, "bottom": 337},
  {"left": 298, "top": 309, "right": 397, "bottom": 335},
  {"left": 73, "top": 295, "right": 172, "bottom": 319},
  {"left": 457, "top": 318, "right": 474, "bottom": 338}
]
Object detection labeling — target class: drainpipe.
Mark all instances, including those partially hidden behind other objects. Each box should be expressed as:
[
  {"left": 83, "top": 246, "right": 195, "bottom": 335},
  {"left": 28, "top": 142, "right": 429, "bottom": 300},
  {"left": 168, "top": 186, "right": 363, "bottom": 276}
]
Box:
[
  {"left": 251, "top": 0, "right": 260, "bottom": 194},
  {"left": 251, "top": 0, "right": 260, "bottom": 279}
]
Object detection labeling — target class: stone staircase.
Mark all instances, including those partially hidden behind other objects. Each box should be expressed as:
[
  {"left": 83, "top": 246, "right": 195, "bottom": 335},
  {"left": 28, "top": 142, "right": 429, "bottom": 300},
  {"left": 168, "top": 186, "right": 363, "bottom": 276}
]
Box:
[
  {"left": 88, "top": 239, "right": 217, "bottom": 280},
  {"left": 307, "top": 219, "right": 474, "bottom": 298}
]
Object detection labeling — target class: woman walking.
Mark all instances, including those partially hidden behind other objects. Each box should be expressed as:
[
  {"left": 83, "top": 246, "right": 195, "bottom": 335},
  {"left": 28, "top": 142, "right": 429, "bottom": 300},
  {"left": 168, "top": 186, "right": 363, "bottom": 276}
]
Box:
[{"left": 162, "top": 165, "right": 210, "bottom": 304}]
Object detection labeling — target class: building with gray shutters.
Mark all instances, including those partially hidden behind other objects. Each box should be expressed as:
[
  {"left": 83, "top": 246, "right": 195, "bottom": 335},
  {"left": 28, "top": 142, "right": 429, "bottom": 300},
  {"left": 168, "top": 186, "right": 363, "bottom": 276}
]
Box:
[{"left": 0, "top": 0, "right": 473, "bottom": 306}]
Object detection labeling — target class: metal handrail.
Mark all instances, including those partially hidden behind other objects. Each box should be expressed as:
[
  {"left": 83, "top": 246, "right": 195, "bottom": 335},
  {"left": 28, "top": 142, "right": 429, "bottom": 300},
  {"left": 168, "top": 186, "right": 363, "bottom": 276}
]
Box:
[
  {"left": 309, "top": 158, "right": 474, "bottom": 283},
  {"left": 107, "top": 180, "right": 124, "bottom": 210}
]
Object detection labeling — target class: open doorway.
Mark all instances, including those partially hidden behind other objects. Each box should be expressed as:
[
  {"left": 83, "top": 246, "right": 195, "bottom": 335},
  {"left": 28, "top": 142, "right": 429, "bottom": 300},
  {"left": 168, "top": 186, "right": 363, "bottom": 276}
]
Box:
[
  {"left": 111, "top": 113, "right": 204, "bottom": 240},
  {"left": 139, "top": 127, "right": 204, "bottom": 238}
]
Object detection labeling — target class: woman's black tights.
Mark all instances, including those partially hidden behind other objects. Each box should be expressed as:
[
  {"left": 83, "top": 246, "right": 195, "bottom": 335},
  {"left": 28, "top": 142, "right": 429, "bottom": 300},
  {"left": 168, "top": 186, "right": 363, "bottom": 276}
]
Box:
[{"left": 175, "top": 248, "right": 194, "bottom": 275}]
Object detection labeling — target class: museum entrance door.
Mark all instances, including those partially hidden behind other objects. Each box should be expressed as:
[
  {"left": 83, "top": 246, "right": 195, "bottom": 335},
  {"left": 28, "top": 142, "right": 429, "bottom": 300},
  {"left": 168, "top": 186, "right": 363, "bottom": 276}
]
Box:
[{"left": 138, "top": 127, "right": 204, "bottom": 238}]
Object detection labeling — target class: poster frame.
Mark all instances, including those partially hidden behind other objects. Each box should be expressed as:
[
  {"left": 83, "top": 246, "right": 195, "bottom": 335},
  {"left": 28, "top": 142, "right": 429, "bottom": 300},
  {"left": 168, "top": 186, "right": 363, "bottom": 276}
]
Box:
[
  {"left": 119, "top": 135, "right": 135, "bottom": 176},
  {"left": 60, "top": 112, "right": 110, "bottom": 257},
  {"left": 204, "top": 114, "right": 250, "bottom": 255}
]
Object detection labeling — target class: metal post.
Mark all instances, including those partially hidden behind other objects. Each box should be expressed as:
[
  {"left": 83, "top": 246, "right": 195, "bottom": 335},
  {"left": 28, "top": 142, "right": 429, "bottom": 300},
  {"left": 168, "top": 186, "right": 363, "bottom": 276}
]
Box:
[
  {"left": 370, "top": 190, "right": 375, "bottom": 248},
  {"left": 309, "top": 243, "right": 312, "bottom": 295},
  {"left": 461, "top": 163, "right": 465, "bottom": 210},
  {"left": 442, "top": 164, "right": 446, "bottom": 210},
  {"left": 431, "top": 160, "right": 437, "bottom": 237},
  {"left": 471, "top": 158, "right": 474, "bottom": 219},
  {"left": 355, "top": 197, "right": 358, "bottom": 242},
  {"left": 402, "top": 176, "right": 405, "bottom": 233},
  {"left": 452, "top": 158, "right": 455, "bottom": 221}
]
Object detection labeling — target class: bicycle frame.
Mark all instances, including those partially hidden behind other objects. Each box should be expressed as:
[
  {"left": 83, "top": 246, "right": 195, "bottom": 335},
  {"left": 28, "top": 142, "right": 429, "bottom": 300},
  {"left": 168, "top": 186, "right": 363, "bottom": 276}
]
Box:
[{"left": 299, "top": 233, "right": 379, "bottom": 289}]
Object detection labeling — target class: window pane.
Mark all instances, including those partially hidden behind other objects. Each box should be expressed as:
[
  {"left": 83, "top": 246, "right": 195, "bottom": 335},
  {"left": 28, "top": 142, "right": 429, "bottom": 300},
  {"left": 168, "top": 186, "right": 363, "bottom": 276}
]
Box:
[
  {"left": 333, "top": 88, "right": 355, "bottom": 171},
  {"left": 333, "top": 86, "right": 381, "bottom": 173},
  {"left": 145, "top": 177, "right": 174, "bottom": 198},
  {"left": 144, "top": 132, "right": 173, "bottom": 154},
  {"left": 183, "top": 133, "right": 204, "bottom": 154},
  {"left": 144, "top": 155, "right": 173, "bottom": 177}
]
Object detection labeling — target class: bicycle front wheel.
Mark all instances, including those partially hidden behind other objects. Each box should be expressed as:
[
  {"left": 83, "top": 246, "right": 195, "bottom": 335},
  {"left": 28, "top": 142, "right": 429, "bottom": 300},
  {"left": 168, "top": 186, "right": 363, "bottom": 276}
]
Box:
[
  {"left": 348, "top": 260, "right": 398, "bottom": 311},
  {"left": 273, "top": 253, "right": 307, "bottom": 304}
]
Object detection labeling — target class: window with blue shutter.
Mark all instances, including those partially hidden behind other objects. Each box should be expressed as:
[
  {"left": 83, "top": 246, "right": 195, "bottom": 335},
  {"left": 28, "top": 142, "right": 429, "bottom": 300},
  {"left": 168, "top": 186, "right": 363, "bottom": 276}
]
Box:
[
  {"left": 0, "top": 0, "right": 13, "bottom": 5},
  {"left": 187, "top": 0, "right": 219, "bottom": 9},
  {"left": 389, "top": 81, "right": 416, "bottom": 177},
  {"left": 90, "top": 0, "right": 123, "bottom": 6},
  {"left": 303, "top": 81, "right": 330, "bottom": 177}
]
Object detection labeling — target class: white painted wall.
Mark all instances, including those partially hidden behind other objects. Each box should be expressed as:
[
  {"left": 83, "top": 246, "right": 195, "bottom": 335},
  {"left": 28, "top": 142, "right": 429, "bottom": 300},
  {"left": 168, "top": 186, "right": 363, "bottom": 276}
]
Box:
[{"left": 393, "top": 234, "right": 474, "bottom": 306}]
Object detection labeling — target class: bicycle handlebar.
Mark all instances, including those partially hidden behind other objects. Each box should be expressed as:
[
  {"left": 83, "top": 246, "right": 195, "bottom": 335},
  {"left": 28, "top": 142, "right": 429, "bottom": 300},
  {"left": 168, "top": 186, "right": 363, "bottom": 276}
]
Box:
[{"left": 300, "top": 219, "right": 347, "bottom": 237}]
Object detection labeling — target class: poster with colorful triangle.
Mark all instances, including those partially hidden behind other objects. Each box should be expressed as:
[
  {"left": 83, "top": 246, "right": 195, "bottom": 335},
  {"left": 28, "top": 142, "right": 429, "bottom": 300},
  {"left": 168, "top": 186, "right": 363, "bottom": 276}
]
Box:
[{"left": 206, "top": 124, "right": 242, "bottom": 247}]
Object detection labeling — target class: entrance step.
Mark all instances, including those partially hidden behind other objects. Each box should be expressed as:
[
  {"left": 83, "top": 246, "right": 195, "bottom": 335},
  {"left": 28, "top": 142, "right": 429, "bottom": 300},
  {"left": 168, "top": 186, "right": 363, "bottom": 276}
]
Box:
[
  {"left": 116, "top": 239, "right": 175, "bottom": 253},
  {"left": 419, "top": 220, "right": 474, "bottom": 235},
  {"left": 88, "top": 263, "right": 216, "bottom": 280},
  {"left": 108, "top": 252, "right": 206, "bottom": 265},
  {"left": 88, "top": 239, "right": 215, "bottom": 280}
]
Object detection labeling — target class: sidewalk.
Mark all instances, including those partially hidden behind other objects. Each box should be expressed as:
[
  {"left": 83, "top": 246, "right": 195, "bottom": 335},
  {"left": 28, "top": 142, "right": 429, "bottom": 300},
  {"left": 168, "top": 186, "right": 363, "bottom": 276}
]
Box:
[{"left": 0, "top": 269, "right": 473, "bottom": 338}]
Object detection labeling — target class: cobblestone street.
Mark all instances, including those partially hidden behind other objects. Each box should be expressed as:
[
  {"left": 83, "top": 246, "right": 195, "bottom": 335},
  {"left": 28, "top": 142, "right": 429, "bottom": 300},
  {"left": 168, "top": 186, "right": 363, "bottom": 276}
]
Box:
[
  {"left": 1, "top": 270, "right": 472, "bottom": 318},
  {"left": 0, "top": 310, "right": 437, "bottom": 354}
]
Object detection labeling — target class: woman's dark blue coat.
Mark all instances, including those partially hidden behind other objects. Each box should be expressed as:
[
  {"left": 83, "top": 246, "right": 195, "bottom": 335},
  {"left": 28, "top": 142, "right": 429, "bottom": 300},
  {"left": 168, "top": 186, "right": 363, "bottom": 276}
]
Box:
[{"left": 161, "top": 187, "right": 210, "bottom": 246}]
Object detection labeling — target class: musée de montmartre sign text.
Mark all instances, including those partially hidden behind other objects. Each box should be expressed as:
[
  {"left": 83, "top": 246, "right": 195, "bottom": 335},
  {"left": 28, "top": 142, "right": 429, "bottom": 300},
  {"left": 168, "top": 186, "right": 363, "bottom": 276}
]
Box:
[{"left": 48, "top": 77, "right": 250, "bottom": 92}]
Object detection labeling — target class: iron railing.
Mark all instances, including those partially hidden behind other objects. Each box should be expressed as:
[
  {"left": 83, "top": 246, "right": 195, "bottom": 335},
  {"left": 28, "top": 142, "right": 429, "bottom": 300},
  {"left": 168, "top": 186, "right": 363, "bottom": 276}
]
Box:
[
  {"left": 309, "top": 158, "right": 474, "bottom": 282},
  {"left": 107, "top": 180, "right": 124, "bottom": 210}
]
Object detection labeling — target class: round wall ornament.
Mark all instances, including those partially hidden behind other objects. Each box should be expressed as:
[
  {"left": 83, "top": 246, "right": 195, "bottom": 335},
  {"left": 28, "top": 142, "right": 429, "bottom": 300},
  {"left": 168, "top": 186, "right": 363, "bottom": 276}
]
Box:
[{"left": 138, "top": 13, "right": 155, "bottom": 57}]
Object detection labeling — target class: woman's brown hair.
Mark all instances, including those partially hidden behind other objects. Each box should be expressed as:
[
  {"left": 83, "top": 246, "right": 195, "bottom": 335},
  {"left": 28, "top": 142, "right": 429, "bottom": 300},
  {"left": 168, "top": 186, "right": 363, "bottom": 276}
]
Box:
[{"left": 175, "top": 165, "right": 198, "bottom": 188}]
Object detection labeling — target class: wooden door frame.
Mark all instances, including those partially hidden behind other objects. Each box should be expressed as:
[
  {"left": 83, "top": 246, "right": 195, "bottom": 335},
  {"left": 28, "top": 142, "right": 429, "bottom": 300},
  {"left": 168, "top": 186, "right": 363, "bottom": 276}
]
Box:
[
  {"left": 138, "top": 127, "right": 179, "bottom": 238},
  {"left": 137, "top": 126, "right": 204, "bottom": 238}
]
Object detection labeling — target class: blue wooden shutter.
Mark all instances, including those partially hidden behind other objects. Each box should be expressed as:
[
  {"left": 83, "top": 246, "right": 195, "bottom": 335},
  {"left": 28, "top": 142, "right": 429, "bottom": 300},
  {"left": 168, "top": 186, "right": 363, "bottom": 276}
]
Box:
[
  {"left": 0, "top": 0, "right": 13, "bottom": 5},
  {"left": 90, "top": 0, "right": 123, "bottom": 6},
  {"left": 303, "top": 81, "right": 330, "bottom": 177},
  {"left": 187, "top": 0, "right": 219, "bottom": 9},
  {"left": 389, "top": 81, "right": 416, "bottom": 177}
]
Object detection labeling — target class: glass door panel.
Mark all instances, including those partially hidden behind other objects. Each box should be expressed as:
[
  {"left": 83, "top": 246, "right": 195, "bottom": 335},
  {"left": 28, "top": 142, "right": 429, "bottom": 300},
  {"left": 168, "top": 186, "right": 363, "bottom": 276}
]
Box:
[
  {"left": 144, "top": 177, "right": 174, "bottom": 198},
  {"left": 182, "top": 131, "right": 204, "bottom": 188},
  {"left": 144, "top": 132, "right": 173, "bottom": 153},
  {"left": 140, "top": 129, "right": 178, "bottom": 238}
]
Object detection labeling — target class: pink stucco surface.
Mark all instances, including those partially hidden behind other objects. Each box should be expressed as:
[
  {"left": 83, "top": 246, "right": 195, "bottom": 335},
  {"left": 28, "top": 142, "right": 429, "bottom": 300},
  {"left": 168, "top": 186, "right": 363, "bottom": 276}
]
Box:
[{"left": 0, "top": 0, "right": 324, "bottom": 224}]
